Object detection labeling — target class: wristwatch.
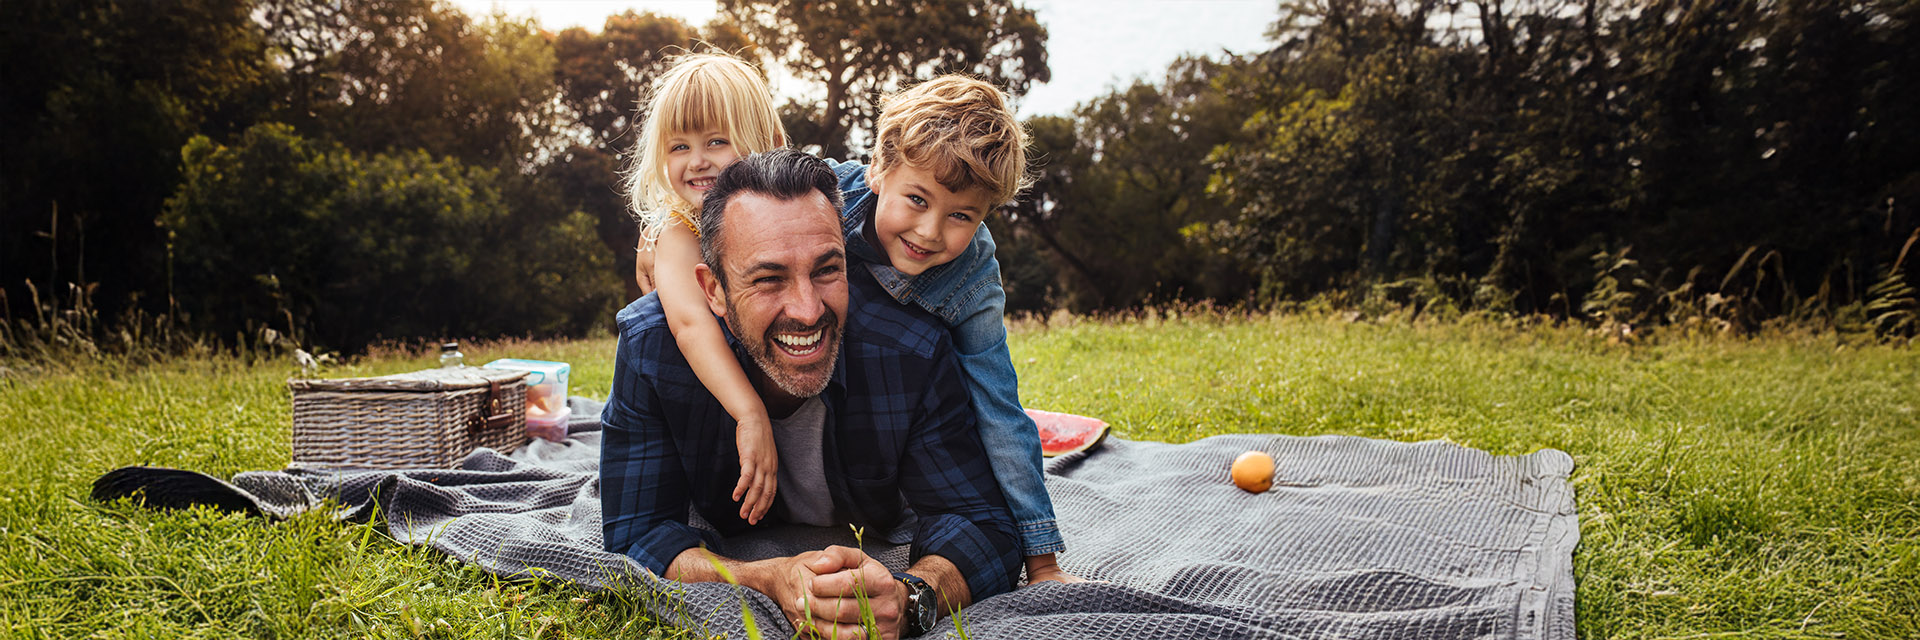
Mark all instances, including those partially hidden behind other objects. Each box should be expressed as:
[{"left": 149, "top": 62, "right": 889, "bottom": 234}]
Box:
[{"left": 893, "top": 571, "right": 937, "bottom": 637}]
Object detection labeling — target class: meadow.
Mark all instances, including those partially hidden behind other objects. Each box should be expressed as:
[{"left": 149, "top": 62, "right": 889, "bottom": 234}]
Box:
[{"left": 1, "top": 314, "right": 1916, "bottom": 639}]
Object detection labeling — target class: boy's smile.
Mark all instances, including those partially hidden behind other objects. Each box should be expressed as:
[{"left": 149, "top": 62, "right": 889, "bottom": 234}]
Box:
[{"left": 868, "top": 163, "right": 994, "bottom": 276}]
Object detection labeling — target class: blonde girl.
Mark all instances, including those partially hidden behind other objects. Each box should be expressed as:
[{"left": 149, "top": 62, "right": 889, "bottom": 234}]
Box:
[{"left": 628, "top": 52, "right": 787, "bottom": 524}]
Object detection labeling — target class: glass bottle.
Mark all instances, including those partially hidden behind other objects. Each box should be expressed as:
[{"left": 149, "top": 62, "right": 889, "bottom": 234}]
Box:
[{"left": 439, "top": 342, "right": 464, "bottom": 368}]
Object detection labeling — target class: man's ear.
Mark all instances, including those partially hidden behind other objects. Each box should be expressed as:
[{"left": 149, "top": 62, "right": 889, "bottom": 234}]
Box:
[{"left": 694, "top": 262, "right": 728, "bottom": 318}]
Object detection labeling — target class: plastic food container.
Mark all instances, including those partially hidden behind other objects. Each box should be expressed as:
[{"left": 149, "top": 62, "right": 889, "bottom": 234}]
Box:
[{"left": 482, "top": 358, "right": 571, "bottom": 442}]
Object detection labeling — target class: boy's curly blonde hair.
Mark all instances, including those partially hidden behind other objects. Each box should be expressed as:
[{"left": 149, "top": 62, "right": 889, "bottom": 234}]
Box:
[
  {"left": 872, "top": 75, "right": 1033, "bottom": 206},
  {"left": 627, "top": 52, "right": 786, "bottom": 241}
]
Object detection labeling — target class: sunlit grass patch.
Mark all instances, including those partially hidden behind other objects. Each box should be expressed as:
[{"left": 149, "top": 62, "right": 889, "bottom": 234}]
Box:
[{"left": 4, "top": 316, "right": 1917, "bottom": 638}]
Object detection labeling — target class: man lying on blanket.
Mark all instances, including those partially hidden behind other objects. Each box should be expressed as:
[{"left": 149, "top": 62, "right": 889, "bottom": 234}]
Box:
[{"left": 600, "top": 149, "right": 1020, "bottom": 639}]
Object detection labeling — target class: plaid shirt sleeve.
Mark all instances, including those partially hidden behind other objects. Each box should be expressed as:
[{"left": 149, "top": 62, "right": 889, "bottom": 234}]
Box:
[
  {"left": 894, "top": 348, "right": 1024, "bottom": 601},
  {"left": 599, "top": 300, "right": 721, "bottom": 576},
  {"left": 838, "top": 276, "right": 1022, "bottom": 601}
]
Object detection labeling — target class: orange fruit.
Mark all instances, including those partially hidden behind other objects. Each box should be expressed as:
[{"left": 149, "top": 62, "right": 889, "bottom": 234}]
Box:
[{"left": 1231, "top": 451, "right": 1275, "bottom": 493}]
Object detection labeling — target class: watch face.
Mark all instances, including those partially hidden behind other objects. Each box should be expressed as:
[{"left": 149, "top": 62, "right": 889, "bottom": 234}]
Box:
[
  {"left": 898, "top": 574, "right": 937, "bottom": 635},
  {"left": 912, "top": 584, "right": 936, "bottom": 627}
]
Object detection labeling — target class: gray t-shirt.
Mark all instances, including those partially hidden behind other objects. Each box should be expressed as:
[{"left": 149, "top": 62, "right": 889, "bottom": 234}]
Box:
[{"left": 770, "top": 397, "right": 835, "bottom": 526}]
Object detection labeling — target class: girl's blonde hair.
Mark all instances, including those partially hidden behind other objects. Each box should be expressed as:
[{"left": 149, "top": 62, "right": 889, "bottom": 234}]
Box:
[
  {"left": 628, "top": 52, "right": 786, "bottom": 240},
  {"left": 872, "top": 75, "right": 1033, "bottom": 206}
]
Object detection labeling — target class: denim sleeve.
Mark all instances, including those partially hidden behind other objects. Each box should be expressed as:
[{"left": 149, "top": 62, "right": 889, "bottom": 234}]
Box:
[
  {"left": 947, "top": 236, "right": 1066, "bottom": 556},
  {"left": 945, "top": 225, "right": 1006, "bottom": 357},
  {"left": 898, "top": 350, "right": 1023, "bottom": 600},
  {"left": 600, "top": 325, "right": 721, "bottom": 576}
]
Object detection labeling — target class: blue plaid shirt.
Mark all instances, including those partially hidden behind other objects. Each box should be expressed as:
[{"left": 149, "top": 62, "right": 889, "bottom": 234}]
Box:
[{"left": 600, "top": 268, "right": 1022, "bottom": 601}]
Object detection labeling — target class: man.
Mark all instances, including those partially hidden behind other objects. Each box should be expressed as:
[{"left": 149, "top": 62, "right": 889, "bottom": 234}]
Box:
[{"left": 601, "top": 149, "right": 1021, "bottom": 639}]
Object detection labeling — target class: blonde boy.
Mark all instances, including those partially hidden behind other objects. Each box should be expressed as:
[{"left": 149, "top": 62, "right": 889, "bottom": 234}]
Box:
[{"left": 829, "top": 75, "right": 1083, "bottom": 585}]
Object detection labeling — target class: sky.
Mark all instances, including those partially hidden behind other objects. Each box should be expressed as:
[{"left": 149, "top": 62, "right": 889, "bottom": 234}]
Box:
[{"left": 448, "top": 0, "right": 1279, "bottom": 117}]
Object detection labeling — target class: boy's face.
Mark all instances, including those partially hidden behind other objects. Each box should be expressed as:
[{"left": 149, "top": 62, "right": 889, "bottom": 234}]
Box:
[
  {"left": 666, "top": 127, "right": 742, "bottom": 208},
  {"left": 867, "top": 162, "right": 994, "bottom": 276}
]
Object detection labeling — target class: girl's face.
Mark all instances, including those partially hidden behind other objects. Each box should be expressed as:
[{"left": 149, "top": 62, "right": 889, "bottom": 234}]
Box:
[
  {"left": 868, "top": 162, "right": 993, "bottom": 276},
  {"left": 665, "top": 127, "right": 741, "bottom": 208}
]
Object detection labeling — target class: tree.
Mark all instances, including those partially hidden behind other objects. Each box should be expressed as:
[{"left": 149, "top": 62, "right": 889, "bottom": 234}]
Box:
[
  {"left": 1208, "top": 0, "right": 1920, "bottom": 324},
  {"left": 261, "top": 0, "right": 563, "bottom": 170},
  {"left": 1205, "top": 3, "right": 1519, "bottom": 306},
  {"left": 162, "top": 123, "right": 617, "bottom": 351},
  {"left": 1008, "top": 57, "right": 1255, "bottom": 312},
  {"left": 1, "top": 0, "right": 273, "bottom": 321},
  {"left": 720, "top": 0, "right": 1049, "bottom": 159},
  {"left": 551, "top": 12, "right": 702, "bottom": 157}
]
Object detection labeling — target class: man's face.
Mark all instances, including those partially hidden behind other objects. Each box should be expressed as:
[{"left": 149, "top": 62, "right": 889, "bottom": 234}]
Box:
[{"left": 699, "top": 191, "right": 849, "bottom": 401}]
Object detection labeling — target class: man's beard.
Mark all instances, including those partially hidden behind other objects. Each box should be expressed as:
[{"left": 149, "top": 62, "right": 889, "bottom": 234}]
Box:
[{"left": 727, "top": 299, "right": 842, "bottom": 398}]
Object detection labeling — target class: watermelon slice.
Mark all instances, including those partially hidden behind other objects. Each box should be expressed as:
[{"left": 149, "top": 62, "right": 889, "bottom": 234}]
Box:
[{"left": 1027, "top": 408, "right": 1111, "bottom": 457}]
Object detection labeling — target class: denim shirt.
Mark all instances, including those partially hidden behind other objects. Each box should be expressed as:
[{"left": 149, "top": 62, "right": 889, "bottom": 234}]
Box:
[{"left": 825, "top": 159, "right": 1064, "bottom": 555}]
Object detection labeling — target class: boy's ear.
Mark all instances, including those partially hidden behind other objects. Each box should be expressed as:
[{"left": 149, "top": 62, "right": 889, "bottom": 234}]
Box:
[{"left": 694, "top": 262, "right": 728, "bottom": 318}]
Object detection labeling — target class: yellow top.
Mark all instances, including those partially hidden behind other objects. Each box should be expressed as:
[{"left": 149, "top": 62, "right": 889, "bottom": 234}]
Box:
[{"left": 669, "top": 208, "right": 700, "bottom": 237}]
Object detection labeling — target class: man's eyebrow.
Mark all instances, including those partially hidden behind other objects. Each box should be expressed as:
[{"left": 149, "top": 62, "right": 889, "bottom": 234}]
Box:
[
  {"left": 814, "top": 247, "right": 846, "bottom": 267},
  {"left": 741, "top": 261, "right": 789, "bottom": 277}
]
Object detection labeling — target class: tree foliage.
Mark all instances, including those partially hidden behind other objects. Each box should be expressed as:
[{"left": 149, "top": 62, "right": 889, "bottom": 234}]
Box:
[
  {"left": 3, "top": 1, "right": 715, "bottom": 352},
  {"left": 261, "top": 0, "right": 563, "bottom": 169},
  {"left": 721, "top": 0, "right": 1049, "bottom": 159},
  {"left": 1005, "top": 57, "right": 1253, "bottom": 312},
  {"left": 10, "top": 0, "right": 1918, "bottom": 354},
  {"left": 992, "top": 0, "right": 1916, "bottom": 334},
  {"left": 2, "top": 0, "right": 274, "bottom": 318},
  {"left": 1193, "top": 0, "right": 1920, "bottom": 329},
  {"left": 162, "top": 123, "right": 616, "bottom": 350}
]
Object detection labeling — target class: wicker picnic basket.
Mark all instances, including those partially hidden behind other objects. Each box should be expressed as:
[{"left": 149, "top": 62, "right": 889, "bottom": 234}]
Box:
[{"left": 287, "top": 367, "right": 529, "bottom": 470}]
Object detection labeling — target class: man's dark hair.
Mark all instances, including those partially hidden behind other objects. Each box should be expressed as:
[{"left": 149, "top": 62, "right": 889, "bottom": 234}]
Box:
[{"left": 698, "top": 149, "right": 846, "bottom": 286}]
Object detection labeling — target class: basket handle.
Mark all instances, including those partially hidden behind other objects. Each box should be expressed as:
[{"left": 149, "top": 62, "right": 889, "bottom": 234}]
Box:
[{"left": 469, "top": 379, "right": 517, "bottom": 433}]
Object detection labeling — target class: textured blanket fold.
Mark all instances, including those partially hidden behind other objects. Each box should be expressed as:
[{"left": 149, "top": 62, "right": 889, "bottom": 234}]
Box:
[{"left": 102, "top": 398, "right": 1577, "bottom": 639}]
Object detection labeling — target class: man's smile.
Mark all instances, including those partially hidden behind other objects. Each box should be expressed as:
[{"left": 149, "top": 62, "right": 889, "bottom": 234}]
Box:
[
  {"left": 773, "top": 329, "right": 823, "bottom": 357},
  {"left": 757, "top": 308, "right": 839, "bottom": 378}
]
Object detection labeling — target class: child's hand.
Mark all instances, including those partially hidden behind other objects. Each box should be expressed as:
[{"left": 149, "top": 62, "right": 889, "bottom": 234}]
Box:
[
  {"left": 732, "top": 416, "right": 778, "bottom": 524},
  {"left": 635, "top": 238, "right": 658, "bottom": 295}
]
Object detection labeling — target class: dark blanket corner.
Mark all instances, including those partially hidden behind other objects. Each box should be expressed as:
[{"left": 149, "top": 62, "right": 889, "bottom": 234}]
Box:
[{"left": 97, "top": 397, "right": 1578, "bottom": 640}]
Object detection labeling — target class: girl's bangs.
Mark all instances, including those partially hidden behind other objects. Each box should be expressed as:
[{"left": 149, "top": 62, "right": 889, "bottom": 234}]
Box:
[{"left": 658, "top": 75, "right": 737, "bottom": 139}]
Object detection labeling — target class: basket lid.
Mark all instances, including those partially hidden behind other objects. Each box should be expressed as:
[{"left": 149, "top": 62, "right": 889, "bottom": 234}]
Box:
[{"left": 287, "top": 367, "right": 528, "bottom": 392}]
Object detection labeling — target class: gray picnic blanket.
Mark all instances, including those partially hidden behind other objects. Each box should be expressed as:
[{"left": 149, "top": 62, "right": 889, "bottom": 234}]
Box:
[{"left": 146, "top": 397, "right": 1580, "bottom": 639}]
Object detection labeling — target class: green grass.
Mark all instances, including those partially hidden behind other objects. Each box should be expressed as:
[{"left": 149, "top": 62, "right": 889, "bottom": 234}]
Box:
[{"left": 3, "top": 317, "right": 1918, "bottom": 638}]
